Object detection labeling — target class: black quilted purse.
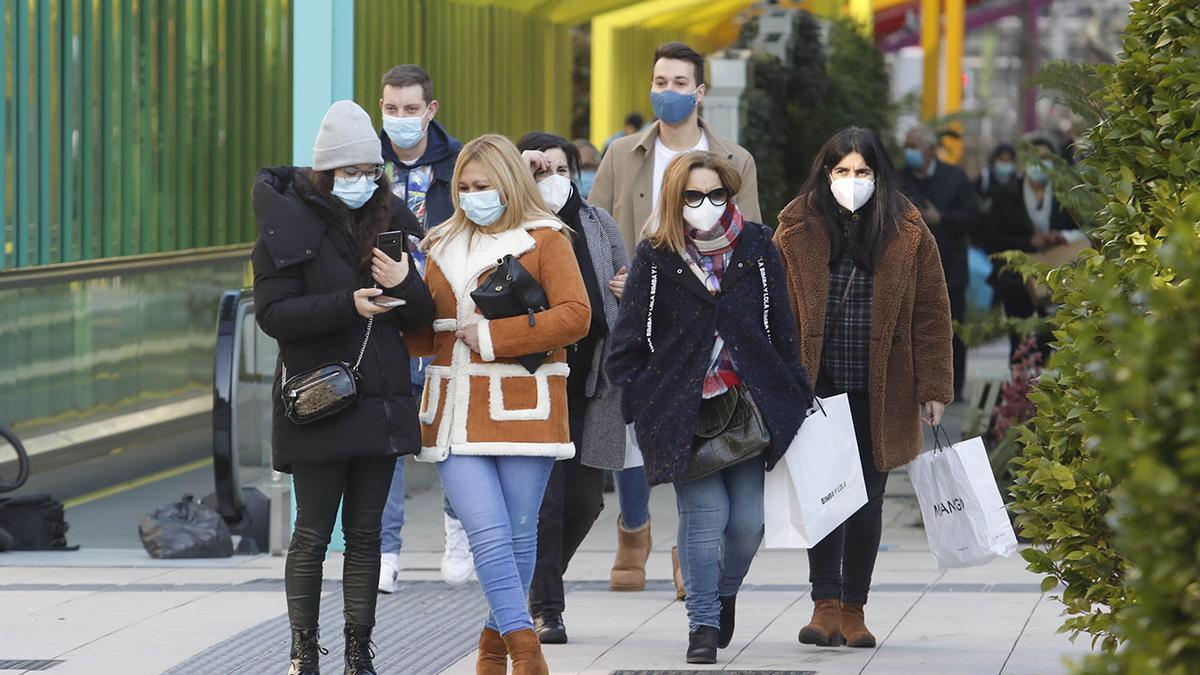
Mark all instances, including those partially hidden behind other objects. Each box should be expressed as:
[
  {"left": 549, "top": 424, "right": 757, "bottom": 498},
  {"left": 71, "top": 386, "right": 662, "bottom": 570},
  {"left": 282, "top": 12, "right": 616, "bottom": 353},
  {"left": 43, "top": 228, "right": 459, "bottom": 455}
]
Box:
[
  {"left": 280, "top": 316, "right": 372, "bottom": 425},
  {"left": 686, "top": 384, "right": 771, "bottom": 482},
  {"left": 471, "top": 254, "right": 551, "bottom": 374}
]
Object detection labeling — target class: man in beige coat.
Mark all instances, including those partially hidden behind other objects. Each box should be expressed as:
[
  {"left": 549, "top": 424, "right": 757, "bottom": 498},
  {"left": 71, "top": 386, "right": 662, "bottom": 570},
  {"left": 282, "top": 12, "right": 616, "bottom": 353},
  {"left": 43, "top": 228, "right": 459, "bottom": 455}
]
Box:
[
  {"left": 588, "top": 40, "right": 761, "bottom": 599},
  {"left": 591, "top": 41, "right": 761, "bottom": 259}
]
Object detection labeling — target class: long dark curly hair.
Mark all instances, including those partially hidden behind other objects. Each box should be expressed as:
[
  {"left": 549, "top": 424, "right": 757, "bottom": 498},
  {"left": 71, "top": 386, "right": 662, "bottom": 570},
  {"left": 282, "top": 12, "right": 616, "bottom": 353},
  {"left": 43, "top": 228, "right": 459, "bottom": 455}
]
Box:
[{"left": 305, "top": 168, "right": 392, "bottom": 271}]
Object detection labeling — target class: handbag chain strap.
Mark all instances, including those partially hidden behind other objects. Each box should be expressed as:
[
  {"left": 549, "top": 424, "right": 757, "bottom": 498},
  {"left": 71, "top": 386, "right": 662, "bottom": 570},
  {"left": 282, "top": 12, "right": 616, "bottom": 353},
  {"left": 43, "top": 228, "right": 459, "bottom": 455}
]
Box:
[{"left": 281, "top": 314, "right": 374, "bottom": 383}]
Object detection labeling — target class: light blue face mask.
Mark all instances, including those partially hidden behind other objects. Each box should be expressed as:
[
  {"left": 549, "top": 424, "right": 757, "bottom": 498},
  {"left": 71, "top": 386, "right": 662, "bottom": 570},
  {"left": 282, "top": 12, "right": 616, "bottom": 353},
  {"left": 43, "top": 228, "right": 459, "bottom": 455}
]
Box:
[
  {"left": 992, "top": 161, "right": 1017, "bottom": 180},
  {"left": 332, "top": 176, "right": 378, "bottom": 210},
  {"left": 460, "top": 189, "right": 507, "bottom": 226},
  {"left": 578, "top": 170, "right": 597, "bottom": 199},
  {"left": 1025, "top": 160, "right": 1051, "bottom": 185},
  {"left": 903, "top": 147, "right": 926, "bottom": 170},
  {"left": 382, "top": 112, "right": 428, "bottom": 149},
  {"left": 650, "top": 89, "right": 698, "bottom": 125}
]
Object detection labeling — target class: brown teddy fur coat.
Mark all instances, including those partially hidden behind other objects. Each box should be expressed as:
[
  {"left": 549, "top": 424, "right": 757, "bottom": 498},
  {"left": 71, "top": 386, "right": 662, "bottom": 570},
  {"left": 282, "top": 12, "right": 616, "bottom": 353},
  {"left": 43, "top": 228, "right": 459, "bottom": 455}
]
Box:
[{"left": 773, "top": 196, "right": 954, "bottom": 470}]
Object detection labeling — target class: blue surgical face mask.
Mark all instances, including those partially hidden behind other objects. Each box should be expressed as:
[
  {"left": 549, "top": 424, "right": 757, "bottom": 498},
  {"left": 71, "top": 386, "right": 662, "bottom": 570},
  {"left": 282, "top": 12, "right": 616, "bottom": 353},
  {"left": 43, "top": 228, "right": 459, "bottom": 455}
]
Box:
[
  {"left": 1026, "top": 160, "right": 1050, "bottom": 185},
  {"left": 903, "top": 147, "right": 926, "bottom": 171},
  {"left": 382, "top": 111, "right": 429, "bottom": 149},
  {"left": 459, "top": 189, "right": 507, "bottom": 226},
  {"left": 332, "top": 176, "right": 378, "bottom": 210},
  {"left": 578, "top": 170, "right": 597, "bottom": 199},
  {"left": 650, "top": 88, "right": 699, "bottom": 125},
  {"left": 992, "top": 161, "right": 1016, "bottom": 180}
]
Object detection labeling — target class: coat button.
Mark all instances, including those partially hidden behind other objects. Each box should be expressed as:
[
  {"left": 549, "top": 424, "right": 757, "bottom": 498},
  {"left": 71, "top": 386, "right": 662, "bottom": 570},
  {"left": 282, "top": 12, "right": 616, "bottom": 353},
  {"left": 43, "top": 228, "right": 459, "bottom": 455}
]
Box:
[
  {"left": 676, "top": 268, "right": 682, "bottom": 274},
  {"left": 305, "top": 249, "right": 312, "bottom": 255},
  {"left": 639, "top": 193, "right": 645, "bottom": 198},
  {"left": 738, "top": 262, "right": 744, "bottom": 268},
  {"left": 267, "top": 229, "right": 275, "bottom": 236},
  {"left": 278, "top": 258, "right": 286, "bottom": 265}
]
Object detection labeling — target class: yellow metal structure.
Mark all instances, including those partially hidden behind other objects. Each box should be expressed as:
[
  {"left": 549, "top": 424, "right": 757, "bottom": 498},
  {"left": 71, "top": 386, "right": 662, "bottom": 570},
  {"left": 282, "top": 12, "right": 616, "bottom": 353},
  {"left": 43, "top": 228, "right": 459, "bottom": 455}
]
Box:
[
  {"left": 921, "top": 0, "right": 942, "bottom": 120},
  {"left": 589, "top": 0, "right": 756, "bottom": 147}
]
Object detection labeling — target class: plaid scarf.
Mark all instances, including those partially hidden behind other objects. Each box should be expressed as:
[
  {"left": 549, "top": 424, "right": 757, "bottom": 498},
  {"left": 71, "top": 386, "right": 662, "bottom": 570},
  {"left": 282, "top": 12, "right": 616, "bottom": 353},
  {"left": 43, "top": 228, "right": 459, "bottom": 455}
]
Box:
[
  {"left": 685, "top": 203, "right": 744, "bottom": 293},
  {"left": 684, "top": 203, "right": 745, "bottom": 398}
]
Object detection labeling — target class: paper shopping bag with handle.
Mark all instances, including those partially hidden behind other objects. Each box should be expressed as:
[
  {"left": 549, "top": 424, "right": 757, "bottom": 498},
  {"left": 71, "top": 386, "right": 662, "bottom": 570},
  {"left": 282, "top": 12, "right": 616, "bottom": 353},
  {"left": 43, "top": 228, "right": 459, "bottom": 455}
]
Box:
[
  {"left": 764, "top": 394, "right": 868, "bottom": 549},
  {"left": 908, "top": 427, "right": 1018, "bottom": 568}
]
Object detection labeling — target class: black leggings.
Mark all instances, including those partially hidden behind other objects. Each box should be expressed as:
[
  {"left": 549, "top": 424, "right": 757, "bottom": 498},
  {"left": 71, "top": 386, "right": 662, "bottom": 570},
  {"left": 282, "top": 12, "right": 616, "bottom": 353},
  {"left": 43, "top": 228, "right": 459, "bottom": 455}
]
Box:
[
  {"left": 807, "top": 387, "right": 889, "bottom": 606},
  {"left": 528, "top": 397, "right": 606, "bottom": 615},
  {"left": 286, "top": 454, "right": 397, "bottom": 630}
]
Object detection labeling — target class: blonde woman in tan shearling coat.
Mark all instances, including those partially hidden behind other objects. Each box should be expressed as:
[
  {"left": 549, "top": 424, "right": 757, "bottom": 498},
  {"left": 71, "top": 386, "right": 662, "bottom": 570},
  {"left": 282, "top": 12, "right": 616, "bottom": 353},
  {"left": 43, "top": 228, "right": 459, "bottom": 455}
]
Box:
[{"left": 405, "top": 135, "right": 590, "bottom": 675}]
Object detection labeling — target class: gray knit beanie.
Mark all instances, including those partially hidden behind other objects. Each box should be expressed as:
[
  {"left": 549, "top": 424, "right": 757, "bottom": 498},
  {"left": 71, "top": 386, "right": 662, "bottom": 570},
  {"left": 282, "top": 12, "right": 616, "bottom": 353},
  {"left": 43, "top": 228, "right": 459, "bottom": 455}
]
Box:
[{"left": 311, "top": 100, "right": 383, "bottom": 171}]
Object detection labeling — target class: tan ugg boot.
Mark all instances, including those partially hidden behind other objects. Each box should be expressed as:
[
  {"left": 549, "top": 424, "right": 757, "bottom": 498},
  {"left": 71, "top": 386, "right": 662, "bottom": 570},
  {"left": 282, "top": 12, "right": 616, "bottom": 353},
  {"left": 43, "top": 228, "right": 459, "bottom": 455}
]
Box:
[
  {"left": 610, "top": 518, "right": 652, "bottom": 591},
  {"left": 671, "top": 545, "right": 686, "bottom": 600},
  {"left": 502, "top": 628, "right": 550, "bottom": 675},
  {"left": 476, "top": 627, "right": 507, "bottom": 675},
  {"left": 797, "top": 599, "right": 844, "bottom": 646},
  {"left": 839, "top": 603, "right": 877, "bottom": 648}
]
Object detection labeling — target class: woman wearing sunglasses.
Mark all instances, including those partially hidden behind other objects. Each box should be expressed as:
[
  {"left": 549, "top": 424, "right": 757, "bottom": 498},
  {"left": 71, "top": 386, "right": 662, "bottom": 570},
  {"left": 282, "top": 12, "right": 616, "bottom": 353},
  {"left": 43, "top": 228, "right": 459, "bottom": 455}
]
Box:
[{"left": 606, "top": 151, "right": 812, "bottom": 664}]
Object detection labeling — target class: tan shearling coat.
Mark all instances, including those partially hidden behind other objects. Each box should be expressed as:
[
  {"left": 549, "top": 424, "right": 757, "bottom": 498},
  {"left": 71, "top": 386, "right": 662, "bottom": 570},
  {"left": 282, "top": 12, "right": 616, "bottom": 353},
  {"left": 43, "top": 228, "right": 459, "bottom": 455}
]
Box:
[
  {"left": 773, "top": 197, "right": 954, "bottom": 470},
  {"left": 405, "top": 219, "right": 591, "bottom": 462}
]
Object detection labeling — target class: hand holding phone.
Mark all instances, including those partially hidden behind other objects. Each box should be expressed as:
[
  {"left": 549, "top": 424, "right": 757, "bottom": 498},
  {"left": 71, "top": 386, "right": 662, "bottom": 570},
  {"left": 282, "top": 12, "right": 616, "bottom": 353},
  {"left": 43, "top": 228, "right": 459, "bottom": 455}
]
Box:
[{"left": 372, "top": 244, "right": 410, "bottom": 290}]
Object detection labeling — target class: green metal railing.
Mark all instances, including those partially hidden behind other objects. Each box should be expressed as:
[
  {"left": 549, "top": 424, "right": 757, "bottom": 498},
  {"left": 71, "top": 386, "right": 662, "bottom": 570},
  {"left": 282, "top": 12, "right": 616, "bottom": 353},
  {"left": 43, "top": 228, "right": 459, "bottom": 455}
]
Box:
[{"left": 1, "top": 0, "right": 293, "bottom": 270}]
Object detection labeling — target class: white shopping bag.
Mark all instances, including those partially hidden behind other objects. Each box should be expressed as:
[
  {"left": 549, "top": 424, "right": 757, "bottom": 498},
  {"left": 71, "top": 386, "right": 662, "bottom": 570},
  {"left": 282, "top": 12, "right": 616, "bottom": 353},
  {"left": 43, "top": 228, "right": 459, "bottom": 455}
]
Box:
[
  {"left": 623, "top": 423, "right": 644, "bottom": 469},
  {"left": 908, "top": 431, "right": 1019, "bottom": 568},
  {"left": 763, "top": 394, "right": 869, "bottom": 549}
]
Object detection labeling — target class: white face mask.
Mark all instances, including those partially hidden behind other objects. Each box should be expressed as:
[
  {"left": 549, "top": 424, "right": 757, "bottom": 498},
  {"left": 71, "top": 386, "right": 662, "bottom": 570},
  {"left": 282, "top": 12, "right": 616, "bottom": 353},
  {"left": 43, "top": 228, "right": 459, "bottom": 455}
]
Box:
[
  {"left": 830, "top": 177, "right": 876, "bottom": 213},
  {"left": 537, "top": 174, "right": 573, "bottom": 214},
  {"left": 682, "top": 199, "right": 726, "bottom": 231}
]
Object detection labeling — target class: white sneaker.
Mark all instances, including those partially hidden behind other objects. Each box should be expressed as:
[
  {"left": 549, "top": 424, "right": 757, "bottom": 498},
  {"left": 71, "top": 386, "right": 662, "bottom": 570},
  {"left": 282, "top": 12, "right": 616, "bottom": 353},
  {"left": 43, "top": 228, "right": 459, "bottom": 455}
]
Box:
[
  {"left": 440, "top": 513, "right": 475, "bottom": 586},
  {"left": 378, "top": 551, "right": 400, "bottom": 594}
]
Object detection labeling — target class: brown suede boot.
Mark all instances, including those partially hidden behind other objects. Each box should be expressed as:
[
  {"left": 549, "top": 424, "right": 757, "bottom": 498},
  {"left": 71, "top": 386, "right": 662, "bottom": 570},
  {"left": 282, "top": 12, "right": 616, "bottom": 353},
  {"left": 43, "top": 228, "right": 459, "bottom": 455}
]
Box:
[
  {"left": 502, "top": 628, "right": 550, "bottom": 675},
  {"left": 840, "top": 603, "right": 877, "bottom": 648},
  {"left": 798, "top": 599, "right": 844, "bottom": 646},
  {"left": 610, "top": 518, "right": 651, "bottom": 591},
  {"left": 476, "top": 627, "right": 507, "bottom": 675},
  {"left": 671, "top": 546, "right": 686, "bottom": 600}
]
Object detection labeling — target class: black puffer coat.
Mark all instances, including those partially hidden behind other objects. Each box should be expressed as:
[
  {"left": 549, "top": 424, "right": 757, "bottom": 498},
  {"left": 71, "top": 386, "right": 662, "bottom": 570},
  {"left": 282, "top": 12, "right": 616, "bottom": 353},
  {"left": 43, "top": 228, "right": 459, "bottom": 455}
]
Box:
[{"left": 251, "top": 166, "right": 435, "bottom": 472}]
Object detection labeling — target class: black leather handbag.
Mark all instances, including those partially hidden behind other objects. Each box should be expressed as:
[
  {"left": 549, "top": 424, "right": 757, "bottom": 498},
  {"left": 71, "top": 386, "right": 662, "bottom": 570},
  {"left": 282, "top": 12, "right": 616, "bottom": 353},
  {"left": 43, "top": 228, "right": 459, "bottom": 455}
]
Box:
[
  {"left": 471, "top": 254, "right": 551, "bottom": 374},
  {"left": 686, "top": 384, "right": 771, "bottom": 482},
  {"left": 280, "top": 316, "right": 373, "bottom": 425}
]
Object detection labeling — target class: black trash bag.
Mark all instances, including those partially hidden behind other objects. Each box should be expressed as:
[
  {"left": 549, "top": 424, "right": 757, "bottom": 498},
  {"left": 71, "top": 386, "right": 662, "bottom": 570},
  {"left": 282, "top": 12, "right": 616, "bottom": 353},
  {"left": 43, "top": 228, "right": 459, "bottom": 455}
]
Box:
[{"left": 138, "top": 494, "right": 234, "bottom": 559}]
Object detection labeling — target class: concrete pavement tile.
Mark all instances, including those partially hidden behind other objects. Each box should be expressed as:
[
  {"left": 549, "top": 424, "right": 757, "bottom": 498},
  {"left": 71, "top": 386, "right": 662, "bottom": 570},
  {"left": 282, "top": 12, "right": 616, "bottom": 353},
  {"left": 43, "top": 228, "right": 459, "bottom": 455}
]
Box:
[
  {"left": 865, "top": 591, "right": 1041, "bottom": 674},
  {"left": 938, "top": 553, "right": 1044, "bottom": 585},
  {"left": 1001, "top": 595, "right": 1094, "bottom": 674},
  {"left": 0, "top": 590, "right": 91, "bottom": 616}
]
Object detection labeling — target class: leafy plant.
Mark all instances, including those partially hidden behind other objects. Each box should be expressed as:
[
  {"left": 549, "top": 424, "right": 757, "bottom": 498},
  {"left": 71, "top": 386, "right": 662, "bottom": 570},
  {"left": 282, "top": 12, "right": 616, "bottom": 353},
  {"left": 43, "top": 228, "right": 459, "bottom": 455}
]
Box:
[{"left": 1007, "top": 0, "right": 1200, "bottom": 661}]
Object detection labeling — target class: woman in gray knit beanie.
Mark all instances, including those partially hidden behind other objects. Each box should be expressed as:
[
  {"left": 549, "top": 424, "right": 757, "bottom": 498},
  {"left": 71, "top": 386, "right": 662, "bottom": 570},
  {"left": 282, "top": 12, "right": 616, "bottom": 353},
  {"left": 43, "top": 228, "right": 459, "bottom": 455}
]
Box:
[{"left": 251, "top": 99, "right": 435, "bottom": 675}]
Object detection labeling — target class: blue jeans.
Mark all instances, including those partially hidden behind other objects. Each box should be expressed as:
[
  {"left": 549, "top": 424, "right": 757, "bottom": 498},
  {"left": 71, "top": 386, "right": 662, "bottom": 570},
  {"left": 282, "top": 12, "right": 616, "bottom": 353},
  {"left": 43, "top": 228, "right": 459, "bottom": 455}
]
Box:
[
  {"left": 438, "top": 454, "right": 555, "bottom": 634},
  {"left": 674, "top": 458, "right": 765, "bottom": 631},
  {"left": 615, "top": 465, "right": 651, "bottom": 529}
]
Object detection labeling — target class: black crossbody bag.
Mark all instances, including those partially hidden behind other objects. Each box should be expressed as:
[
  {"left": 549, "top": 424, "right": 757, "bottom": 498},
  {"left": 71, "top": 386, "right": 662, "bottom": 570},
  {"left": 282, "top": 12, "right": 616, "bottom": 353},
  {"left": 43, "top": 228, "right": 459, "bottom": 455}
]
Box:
[
  {"left": 471, "top": 254, "right": 552, "bottom": 374},
  {"left": 280, "top": 316, "right": 373, "bottom": 425}
]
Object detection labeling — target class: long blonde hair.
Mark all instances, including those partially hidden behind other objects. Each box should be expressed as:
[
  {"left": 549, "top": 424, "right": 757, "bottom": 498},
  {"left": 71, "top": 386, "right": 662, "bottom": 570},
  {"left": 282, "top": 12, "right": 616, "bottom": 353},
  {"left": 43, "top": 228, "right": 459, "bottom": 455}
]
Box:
[
  {"left": 423, "top": 134, "right": 561, "bottom": 253},
  {"left": 645, "top": 151, "right": 743, "bottom": 253}
]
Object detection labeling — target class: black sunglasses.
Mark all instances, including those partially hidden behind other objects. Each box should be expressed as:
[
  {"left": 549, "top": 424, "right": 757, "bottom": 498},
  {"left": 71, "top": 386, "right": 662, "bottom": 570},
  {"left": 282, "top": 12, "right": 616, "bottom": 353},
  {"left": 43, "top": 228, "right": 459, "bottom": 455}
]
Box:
[{"left": 682, "top": 188, "right": 730, "bottom": 208}]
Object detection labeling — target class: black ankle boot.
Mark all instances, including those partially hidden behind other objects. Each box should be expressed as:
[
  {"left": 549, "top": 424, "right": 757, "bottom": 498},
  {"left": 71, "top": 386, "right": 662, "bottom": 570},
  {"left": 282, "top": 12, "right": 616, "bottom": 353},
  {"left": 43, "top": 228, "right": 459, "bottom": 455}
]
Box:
[
  {"left": 534, "top": 609, "right": 568, "bottom": 644},
  {"left": 686, "top": 626, "right": 719, "bottom": 664},
  {"left": 718, "top": 595, "right": 737, "bottom": 649},
  {"left": 344, "top": 623, "right": 377, "bottom": 675},
  {"left": 289, "top": 627, "right": 327, "bottom": 675}
]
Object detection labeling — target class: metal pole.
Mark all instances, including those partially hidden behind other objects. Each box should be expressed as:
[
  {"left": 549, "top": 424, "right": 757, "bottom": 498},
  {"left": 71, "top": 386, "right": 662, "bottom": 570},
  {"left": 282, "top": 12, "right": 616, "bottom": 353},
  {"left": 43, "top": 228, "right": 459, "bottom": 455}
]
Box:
[{"left": 921, "top": 0, "right": 941, "bottom": 121}]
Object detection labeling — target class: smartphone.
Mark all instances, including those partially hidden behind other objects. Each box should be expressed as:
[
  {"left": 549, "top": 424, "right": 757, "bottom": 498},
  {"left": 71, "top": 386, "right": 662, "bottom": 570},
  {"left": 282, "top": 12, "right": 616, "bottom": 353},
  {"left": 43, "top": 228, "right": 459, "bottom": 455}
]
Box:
[
  {"left": 372, "top": 296, "right": 407, "bottom": 308},
  {"left": 376, "top": 230, "right": 406, "bottom": 262}
]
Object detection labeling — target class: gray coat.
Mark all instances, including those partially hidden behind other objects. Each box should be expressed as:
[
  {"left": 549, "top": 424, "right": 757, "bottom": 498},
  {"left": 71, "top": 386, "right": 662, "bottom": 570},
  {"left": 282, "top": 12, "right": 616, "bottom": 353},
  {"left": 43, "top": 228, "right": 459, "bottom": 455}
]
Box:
[{"left": 576, "top": 203, "right": 630, "bottom": 471}]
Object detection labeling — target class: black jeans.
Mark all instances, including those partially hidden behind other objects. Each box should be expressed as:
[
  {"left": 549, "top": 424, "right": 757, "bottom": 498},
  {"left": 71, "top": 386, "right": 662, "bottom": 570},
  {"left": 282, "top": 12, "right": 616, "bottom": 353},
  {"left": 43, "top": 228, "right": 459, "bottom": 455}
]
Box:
[
  {"left": 528, "top": 397, "right": 606, "bottom": 615},
  {"left": 807, "top": 386, "right": 890, "bottom": 606},
  {"left": 286, "top": 454, "right": 397, "bottom": 630}
]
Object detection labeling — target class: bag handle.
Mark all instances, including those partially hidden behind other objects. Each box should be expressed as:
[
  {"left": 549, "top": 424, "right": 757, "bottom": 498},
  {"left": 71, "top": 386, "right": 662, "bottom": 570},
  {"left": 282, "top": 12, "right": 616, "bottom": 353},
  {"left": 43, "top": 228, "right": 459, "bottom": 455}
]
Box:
[{"left": 931, "top": 423, "right": 954, "bottom": 453}]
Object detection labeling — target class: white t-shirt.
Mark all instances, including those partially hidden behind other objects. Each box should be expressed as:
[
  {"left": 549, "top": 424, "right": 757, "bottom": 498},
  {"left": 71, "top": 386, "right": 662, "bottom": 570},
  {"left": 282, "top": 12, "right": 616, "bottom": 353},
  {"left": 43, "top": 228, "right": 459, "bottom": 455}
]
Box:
[{"left": 652, "top": 133, "right": 710, "bottom": 212}]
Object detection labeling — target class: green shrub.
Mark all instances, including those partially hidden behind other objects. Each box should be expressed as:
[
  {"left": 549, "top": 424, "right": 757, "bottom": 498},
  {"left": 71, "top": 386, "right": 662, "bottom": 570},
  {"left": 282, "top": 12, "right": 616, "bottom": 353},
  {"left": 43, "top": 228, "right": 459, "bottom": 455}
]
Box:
[{"left": 1007, "top": 0, "right": 1200, "bottom": 662}]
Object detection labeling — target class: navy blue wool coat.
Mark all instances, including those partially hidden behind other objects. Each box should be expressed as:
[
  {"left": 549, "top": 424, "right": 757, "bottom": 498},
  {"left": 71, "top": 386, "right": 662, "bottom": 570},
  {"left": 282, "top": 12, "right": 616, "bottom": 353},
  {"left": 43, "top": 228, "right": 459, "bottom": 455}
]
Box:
[{"left": 606, "top": 221, "right": 814, "bottom": 486}]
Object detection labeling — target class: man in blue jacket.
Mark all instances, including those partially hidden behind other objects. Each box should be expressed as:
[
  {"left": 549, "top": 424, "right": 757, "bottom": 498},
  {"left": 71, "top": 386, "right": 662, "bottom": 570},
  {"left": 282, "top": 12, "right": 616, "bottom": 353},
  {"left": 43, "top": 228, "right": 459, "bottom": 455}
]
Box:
[{"left": 375, "top": 64, "right": 471, "bottom": 594}]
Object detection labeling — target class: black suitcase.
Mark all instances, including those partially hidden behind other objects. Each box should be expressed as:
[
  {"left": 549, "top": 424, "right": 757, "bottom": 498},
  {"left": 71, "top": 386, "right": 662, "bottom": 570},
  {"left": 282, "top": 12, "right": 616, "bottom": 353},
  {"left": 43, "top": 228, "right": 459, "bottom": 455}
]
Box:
[{"left": 0, "top": 493, "right": 74, "bottom": 550}]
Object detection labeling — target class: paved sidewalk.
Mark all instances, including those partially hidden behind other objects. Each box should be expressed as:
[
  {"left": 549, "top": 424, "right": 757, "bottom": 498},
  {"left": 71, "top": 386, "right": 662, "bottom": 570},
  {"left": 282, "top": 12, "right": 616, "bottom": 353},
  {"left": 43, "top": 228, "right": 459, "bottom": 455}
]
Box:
[{"left": 1, "top": 463, "right": 1093, "bottom": 674}]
